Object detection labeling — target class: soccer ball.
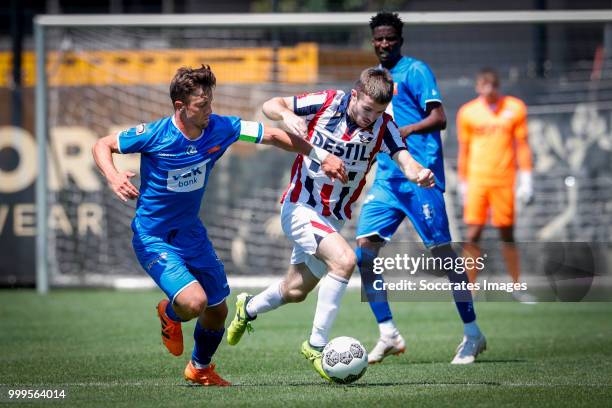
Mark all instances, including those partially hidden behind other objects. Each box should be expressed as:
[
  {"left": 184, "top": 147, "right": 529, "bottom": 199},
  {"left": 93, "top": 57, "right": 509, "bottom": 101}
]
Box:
[{"left": 321, "top": 336, "right": 368, "bottom": 384}]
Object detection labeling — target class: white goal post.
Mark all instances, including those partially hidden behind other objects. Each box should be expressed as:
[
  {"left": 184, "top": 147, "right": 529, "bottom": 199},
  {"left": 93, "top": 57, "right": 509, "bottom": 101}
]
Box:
[{"left": 34, "top": 10, "right": 612, "bottom": 294}]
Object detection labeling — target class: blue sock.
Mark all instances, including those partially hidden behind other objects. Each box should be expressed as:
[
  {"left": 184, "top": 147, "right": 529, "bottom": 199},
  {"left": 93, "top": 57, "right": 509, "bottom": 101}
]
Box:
[
  {"left": 165, "top": 301, "right": 186, "bottom": 322},
  {"left": 192, "top": 321, "right": 225, "bottom": 367},
  {"left": 431, "top": 245, "right": 476, "bottom": 323},
  {"left": 356, "top": 247, "right": 393, "bottom": 324}
]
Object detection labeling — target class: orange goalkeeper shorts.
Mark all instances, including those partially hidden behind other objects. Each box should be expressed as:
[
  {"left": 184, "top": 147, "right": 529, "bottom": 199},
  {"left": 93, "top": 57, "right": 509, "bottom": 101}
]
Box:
[{"left": 463, "top": 183, "right": 514, "bottom": 227}]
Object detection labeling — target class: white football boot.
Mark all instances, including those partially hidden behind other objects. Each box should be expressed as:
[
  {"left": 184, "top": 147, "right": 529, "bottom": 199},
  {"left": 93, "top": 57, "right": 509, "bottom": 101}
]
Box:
[
  {"left": 368, "top": 334, "right": 406, "bottom": 364},
  {"left": 451, "top": 334, "right": 487, "bottom": 364}
]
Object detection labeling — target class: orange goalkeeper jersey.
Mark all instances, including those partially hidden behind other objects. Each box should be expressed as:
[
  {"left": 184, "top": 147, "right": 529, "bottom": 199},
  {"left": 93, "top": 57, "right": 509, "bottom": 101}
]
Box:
[{"left": 457, "top": 95, "right": 532, "bottom": 187}]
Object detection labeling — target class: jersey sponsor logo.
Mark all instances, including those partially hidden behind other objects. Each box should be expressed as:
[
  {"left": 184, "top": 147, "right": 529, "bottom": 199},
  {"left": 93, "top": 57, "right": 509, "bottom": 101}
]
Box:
[
  {"left": 167, "top": 159, "right": 210, "bottom": 192},
  {"left": 207, "top": 145, "right": 221, "bottom": 154},
  {"left": 136, "top": 123, "right": 146, "bottom": 135},
  {"left": 311, "top": 132, "right": 371, "bottom": 163},
  {"left": 186, "top": 145, "right": 198, "bottom": 155}
]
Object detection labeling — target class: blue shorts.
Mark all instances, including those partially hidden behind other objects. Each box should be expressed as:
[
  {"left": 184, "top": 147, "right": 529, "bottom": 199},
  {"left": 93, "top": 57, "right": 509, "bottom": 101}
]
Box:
[
  {"left": 131, "top": 221, "right": 229, "bottom": 307},
  {"left": 355, "top": 180, "right": 452, "bottom": 247}
]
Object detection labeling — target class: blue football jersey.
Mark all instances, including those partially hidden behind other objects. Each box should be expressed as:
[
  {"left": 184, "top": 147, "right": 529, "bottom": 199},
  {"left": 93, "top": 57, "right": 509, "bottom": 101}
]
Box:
[
  {"left": 376, "top": 56, "right": 446, "bottom": 190},
  {"left": 117, "top": 114, "right": 263, "bottom": 234}
]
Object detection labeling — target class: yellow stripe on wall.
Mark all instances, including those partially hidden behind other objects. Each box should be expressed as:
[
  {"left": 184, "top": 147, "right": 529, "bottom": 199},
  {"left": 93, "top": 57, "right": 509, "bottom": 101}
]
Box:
[{"left": 0, "top": 43, "right": 318, "bottom": 87}]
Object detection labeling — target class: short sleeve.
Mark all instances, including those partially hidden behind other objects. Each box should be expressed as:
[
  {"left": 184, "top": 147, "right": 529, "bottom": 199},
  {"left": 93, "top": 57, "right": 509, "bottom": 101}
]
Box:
[
  {"left": 380, "top": 119, "right": 407, "bottom": 157},
  {"left": 407, "top": 62, "right": 442, "bottom": 111},
  {"left": 117, "top": 122, "right": 156, "bottom": 154},
  {"left": 513, "top": 102, "right": 528, "bottom": 142},
  {"left": 293, "top": 90, "right": 334, "bottom": 118},
  {"left": 456, "top": 106, "right": 471, "bottom": 144},
  {"left": 218, "top": 115, "right": 264, "bottom": 148},
  {"left": 237, "top": 120, "right": 264, "bottom": 144}
]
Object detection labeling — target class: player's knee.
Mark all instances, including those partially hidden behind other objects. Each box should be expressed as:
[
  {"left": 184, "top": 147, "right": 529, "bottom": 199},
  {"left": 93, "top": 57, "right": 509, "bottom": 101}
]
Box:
[
  {"left": 182, "top": 294, "right": 208, "bottom": 318},
  {"left": 206, "top": 301, "right": 228, "bottom": 323},
  {"left": 333, "top": 249, "right": 357, "bottom": 279},
  {"left": 498, "top": 227, "right": 515, "bottom": 242},
  {"left": 466, "top": 230, "right": 481, "bottom": 243},
  {"left": 285, "top": 287, "right": 309, "bottom": 303}
]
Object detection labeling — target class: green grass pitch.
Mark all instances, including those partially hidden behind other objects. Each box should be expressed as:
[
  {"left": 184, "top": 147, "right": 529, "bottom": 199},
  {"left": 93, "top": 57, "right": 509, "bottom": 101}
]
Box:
[{"left": 1, "top": 289, "right": 611, "bottom": 407}]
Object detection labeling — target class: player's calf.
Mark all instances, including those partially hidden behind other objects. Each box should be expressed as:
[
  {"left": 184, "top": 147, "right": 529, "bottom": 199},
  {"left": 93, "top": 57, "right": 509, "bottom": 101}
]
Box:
[{"left": 157, "top": 299, "right": 184, "bottom": 356}]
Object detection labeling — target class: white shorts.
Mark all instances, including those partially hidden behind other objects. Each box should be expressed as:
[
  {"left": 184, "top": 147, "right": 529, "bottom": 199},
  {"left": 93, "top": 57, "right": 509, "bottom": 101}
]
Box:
[{"left": 281, "top": 201, "right": 344, "bottom": 279}]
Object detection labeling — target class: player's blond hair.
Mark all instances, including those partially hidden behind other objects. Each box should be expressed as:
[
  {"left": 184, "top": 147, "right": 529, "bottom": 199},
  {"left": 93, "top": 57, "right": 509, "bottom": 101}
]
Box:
[
  {"left": 354, "top": 67, "right": 394, "bottom": 105},
  {"left": 170, "top": 64, "right": 216, "bottom": 106}
]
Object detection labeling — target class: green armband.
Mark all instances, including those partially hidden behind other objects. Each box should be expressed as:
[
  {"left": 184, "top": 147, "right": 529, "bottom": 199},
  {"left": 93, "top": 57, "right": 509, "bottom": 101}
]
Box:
[{"left": 238, "top": 120, "right": 264, "bottom": 144}]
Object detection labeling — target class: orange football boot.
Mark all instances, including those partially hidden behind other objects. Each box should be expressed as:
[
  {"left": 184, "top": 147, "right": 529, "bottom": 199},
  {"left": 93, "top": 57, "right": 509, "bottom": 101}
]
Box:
[
  {"left": 156, "top": 299, "right": 183, "bottom": 356},
  {"left": 184, "top": 361, "right": 231, "bottom": 386}
]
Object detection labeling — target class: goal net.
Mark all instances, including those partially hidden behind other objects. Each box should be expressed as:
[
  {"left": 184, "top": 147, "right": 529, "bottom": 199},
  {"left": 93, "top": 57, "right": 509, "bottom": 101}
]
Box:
[{"left": 35, "top": 12, "right": 612, "bottom": 289}]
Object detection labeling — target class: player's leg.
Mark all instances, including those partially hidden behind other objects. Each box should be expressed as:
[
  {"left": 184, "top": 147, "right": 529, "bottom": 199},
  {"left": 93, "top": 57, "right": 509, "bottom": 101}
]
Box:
[
  {"left": 227, "top": 202, "right": 327, "bottom": 345},
  {"left": 405, "top": 186, "right": 486, "bottom": 364},
  {"left": 491, "top": 187, "right": 537, "bottom": 304},
  {"left": 491, "top": 185, "right": 520, "bottom": 283},
  {"left": 183, "top": 255, "right": 232, "bottom": 386},
  {"left": 300, "top": 231, "right": 355, "bottom": 381},
  {"left": 354, "top": 185, "right": 407, "bottom": 363},
  {"left": 463, "top": 182, "right": 488, "bottom": 283},
  {"left": 464, "top": 224, "right": 485, "bottom": 283},
  {"left": 183, "top": 299, "right": 230, "bottom": 386},
  {"left": 132, "top": 231, "right": 203, "bottom": 357},
  {"left": 307, "top": 231, "right": 356, "bottom": 348},
  {"left": 357, "top": 236, "right": 407, "bottom": 363}
]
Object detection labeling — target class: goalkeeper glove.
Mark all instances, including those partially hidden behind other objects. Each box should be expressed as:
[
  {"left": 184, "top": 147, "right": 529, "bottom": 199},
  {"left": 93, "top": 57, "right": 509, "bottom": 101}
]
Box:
[{"left": 516, "top": 171, "right": 534, "bottom": 205}]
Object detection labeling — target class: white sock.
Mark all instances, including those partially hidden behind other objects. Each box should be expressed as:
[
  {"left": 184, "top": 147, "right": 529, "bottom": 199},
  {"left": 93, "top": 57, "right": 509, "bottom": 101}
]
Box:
[
  {"left": 464, "top": 321, "right": 482, "bottom": 338},
  {"left": 246, "top": 281, "right": 285, "bottom": 318},
  {"left": 379, "top": 320, "right": 400, "bottom": 338},
  {"left": 309, "top": 273, "right": 348, "bottom": 348}
]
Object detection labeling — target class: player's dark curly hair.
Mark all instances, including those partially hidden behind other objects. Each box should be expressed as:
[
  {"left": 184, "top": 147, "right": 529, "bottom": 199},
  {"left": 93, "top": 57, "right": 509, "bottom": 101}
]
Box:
[
  {"left": 369, "top": 11, "right": 403, "bottom": 34},
  {"left": 170, "top": 64, "right": 216, "bottom": 105}
]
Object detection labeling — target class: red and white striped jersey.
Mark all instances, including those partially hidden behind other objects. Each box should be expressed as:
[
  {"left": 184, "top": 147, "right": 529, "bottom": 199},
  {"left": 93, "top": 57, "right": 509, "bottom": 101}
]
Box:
[{"left": 281, "top": 89, "right": 407, "bottom": 220}]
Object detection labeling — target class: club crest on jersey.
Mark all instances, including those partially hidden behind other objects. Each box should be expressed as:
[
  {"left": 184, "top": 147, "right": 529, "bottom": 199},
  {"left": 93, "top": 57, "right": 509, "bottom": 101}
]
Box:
[
  {"left": 186, "top": 145, "right": 198, "bottom": 155},
  {"left": 359, "top": 133, "right": 374, "bottom": 143},
  {"left": 422, "top": 204, "right": 433, "bottom": 220},
  {"left": 136, "top": 123, "right": 146, "bottom": 135}
]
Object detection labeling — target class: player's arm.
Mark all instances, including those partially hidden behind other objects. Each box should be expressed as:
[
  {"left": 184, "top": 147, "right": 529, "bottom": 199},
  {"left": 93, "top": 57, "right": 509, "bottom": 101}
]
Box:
[
  {"left": 399, "top": 102, "right": 447, "bottom": 139},
  {"left": 262, "top": 96, "right": 308, "bottom": 137},
  {"left": 456, "top": 107, "right": 470, "bottom": 183},
  {"left": 259, "top": 126, "right": 347, "bottom": 183},
  {"left": 514, "top": 106, "right": 533, "bottom": 172},
  {"left": 392, "top": 149, "right": 435, "bottom": 188},
  {"left": 514, "top": 104, "right": 534, "bottom": 204},
  {"left": 92, "top": 134, "right": 139, "bottom": 202}
]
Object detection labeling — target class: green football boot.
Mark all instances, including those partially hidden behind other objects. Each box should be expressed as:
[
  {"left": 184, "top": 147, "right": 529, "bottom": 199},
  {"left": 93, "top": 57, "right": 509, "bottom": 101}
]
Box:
[
  {"left": 227, "top": 292, "right": 254, "bottom": 346},
  {"left": 301, "top": 340, "right": 331, "bottom": 382}
]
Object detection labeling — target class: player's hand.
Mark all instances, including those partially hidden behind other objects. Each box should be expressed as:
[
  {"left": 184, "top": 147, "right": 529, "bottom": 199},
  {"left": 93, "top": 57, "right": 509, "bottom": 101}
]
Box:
[
  {"left": 108, "top": 171, "right": 139, "bottom": 202},
  {"left": 281, "top": 111, "right": 308, "bottom": 138},
  {"left": 415, "top": 168, "right": 435, "bottom": 188},
  {"left": 399, "top": 124, "right": 415, "bottom": 139},
  {"left": 458, "top": 181, "right": 468, "bottom": 205},
  {"left": 321, "top": 154, "right": 348, "bottom": 184},
  {"left": 516, "top": 171, "right": 534, "bottom": 205}
]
